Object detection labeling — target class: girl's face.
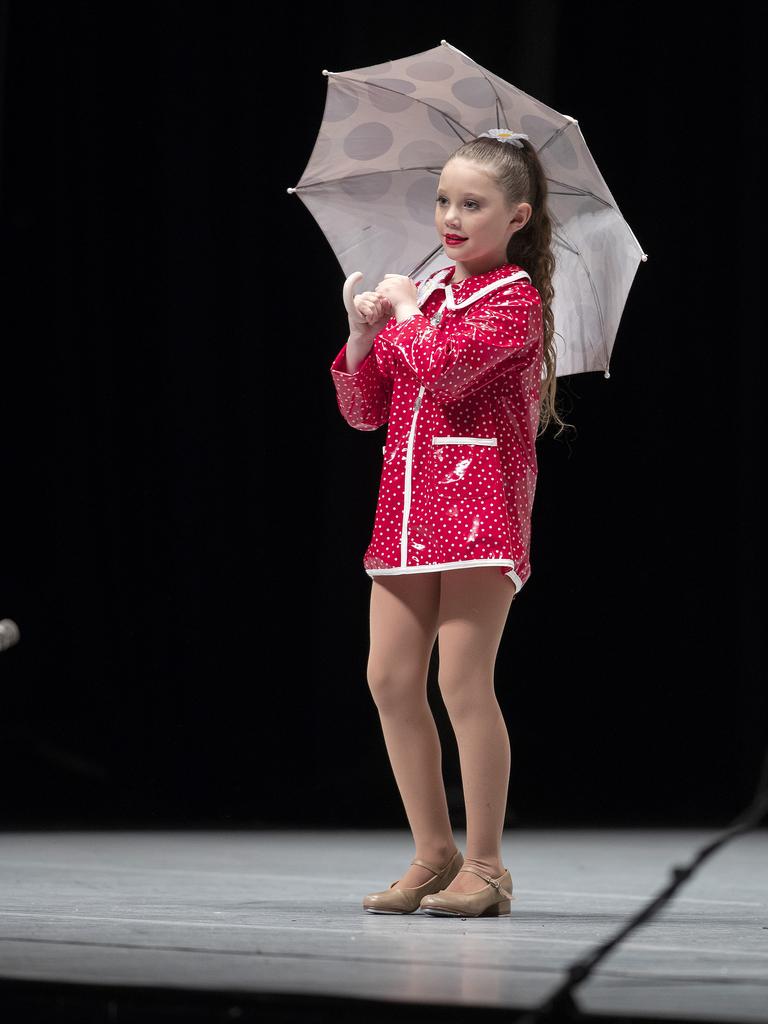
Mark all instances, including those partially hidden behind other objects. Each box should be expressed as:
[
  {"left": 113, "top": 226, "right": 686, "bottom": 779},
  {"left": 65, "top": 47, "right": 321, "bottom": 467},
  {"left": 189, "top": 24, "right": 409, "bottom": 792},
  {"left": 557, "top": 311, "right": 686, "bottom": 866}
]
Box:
[{"left": 435, "top": 157, "right": 531, "bottom": 280}]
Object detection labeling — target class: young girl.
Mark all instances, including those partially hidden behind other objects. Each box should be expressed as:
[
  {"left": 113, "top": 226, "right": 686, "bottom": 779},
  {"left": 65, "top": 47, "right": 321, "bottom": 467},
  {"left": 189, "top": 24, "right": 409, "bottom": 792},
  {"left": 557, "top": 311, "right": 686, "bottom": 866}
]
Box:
[{"left": 329, "top": 129, "right": 564, "bottom": 918}]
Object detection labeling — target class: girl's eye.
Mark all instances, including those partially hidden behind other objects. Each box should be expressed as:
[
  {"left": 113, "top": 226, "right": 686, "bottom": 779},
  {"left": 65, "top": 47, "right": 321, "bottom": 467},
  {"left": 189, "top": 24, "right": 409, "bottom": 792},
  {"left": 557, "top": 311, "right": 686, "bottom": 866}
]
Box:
[{"left": 436, "top": 197, "right": 478, "bottom": 209}]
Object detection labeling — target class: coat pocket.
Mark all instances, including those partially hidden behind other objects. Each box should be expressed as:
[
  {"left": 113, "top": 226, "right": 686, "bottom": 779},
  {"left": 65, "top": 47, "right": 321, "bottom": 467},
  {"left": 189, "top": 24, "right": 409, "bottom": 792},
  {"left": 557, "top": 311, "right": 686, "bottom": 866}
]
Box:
[
  {"left": 431, "top": 436, "right": 501, "bottom": 487},
  {"left": 428, "top": 436, "right": 509, "bottom": 550}
]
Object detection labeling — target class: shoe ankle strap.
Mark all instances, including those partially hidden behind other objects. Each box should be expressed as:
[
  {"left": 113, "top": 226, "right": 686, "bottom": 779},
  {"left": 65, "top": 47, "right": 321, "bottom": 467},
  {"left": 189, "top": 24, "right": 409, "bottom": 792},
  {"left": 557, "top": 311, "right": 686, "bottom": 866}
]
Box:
[
  {"left": 411, "top": 851, "right": 457, "bottom": 876},
  {"left": 458, "top": 866, "right": 513, "bottom": 899}
]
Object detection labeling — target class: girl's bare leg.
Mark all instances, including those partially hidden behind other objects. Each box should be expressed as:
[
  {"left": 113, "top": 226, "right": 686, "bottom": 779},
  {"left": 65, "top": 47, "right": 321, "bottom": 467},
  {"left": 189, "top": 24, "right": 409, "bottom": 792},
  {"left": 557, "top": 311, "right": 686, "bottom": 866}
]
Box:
[
  {"left": 435, "top": 568, "right": 516, "bottom": 893},
  {"left": 368, "top": 573, "right": 460, "bottom": 888}
]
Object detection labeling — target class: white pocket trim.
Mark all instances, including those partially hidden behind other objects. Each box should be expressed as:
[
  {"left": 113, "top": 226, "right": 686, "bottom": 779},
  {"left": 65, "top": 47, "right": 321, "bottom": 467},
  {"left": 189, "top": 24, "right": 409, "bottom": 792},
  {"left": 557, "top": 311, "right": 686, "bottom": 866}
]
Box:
[{"left": 432, "top": 436, "right": 497, "bottom": 446}]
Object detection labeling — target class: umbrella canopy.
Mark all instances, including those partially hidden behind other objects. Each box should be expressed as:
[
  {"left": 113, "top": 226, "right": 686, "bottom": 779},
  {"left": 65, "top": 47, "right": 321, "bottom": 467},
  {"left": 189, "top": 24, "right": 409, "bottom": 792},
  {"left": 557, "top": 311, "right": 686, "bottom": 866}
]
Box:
[{"left": 288, "top": 39, "right": 647, "bottom": 378}]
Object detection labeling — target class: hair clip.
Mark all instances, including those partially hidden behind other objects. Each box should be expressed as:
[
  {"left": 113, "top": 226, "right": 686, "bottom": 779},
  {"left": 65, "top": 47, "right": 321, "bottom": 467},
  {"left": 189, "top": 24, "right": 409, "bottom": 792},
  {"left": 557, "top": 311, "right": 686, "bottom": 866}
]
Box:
[{"left": 478, "top": 129, "right": 529, "bottom": 147}]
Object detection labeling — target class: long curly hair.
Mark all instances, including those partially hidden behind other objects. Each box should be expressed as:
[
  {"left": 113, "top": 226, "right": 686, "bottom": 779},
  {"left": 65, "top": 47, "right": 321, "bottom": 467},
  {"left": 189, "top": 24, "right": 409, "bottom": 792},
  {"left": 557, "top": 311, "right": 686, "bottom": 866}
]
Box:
[{"left": 445, "top": 136, "right": 573, "bottom": 439}]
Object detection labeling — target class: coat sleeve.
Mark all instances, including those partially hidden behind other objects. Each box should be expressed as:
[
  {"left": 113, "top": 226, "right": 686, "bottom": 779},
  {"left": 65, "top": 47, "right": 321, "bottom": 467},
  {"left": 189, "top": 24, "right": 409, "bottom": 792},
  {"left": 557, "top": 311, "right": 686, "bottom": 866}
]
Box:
[
  {"left": 329, "top": 332, "right": 398, "bottom": 431},
  {"left": 379, "top": 280, "right": 542, "bottom": 404},
  {"left": 328, "top": 276, "right": 425, "bottom": 430}
]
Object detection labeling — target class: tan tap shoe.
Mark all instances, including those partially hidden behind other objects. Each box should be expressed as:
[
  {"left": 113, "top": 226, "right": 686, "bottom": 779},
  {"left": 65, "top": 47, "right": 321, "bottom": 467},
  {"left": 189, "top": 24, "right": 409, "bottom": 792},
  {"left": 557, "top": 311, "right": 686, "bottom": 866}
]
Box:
[
  {"left": 362, "top": 849, "right": 464, "bottom": 914},
  {"left": 419, "top": 866, "right": 514, "bottom": 917}
]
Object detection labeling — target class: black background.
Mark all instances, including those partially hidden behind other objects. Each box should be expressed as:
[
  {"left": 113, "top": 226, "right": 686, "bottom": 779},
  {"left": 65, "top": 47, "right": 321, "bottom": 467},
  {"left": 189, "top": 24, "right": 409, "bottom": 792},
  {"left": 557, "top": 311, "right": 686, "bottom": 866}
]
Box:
[{"left": 0, "top": 2, "right": 762, "bottom": 829}]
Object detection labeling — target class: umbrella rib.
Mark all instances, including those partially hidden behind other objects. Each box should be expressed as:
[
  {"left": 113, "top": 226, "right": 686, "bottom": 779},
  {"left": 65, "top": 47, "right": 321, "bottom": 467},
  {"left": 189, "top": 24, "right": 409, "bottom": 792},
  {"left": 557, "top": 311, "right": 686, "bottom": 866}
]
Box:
[
  {"left": 538, "top": 120, "right": 577, "bottom": 156},
  {"left": 551, "top": 229, "right": 580, "bottom": 258},
  {"left": 547, "top": 179, "right": 615, "bottom": 209},
  {"left": 292, "top": 166, "right": 443, "bottom": 190},
  {"left": 407, "top": 244, "right": 446, "bottom": 281},
  {"left": 296, "top": 168, "right": 604, "bottom": 196}
]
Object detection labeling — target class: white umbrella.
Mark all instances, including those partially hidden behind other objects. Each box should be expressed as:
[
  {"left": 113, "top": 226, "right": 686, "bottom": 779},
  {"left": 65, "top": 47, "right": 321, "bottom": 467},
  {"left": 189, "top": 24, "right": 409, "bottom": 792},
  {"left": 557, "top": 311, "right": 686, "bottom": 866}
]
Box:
[{"left": 287, "top": 39, "right": 647, "bottom": 378}]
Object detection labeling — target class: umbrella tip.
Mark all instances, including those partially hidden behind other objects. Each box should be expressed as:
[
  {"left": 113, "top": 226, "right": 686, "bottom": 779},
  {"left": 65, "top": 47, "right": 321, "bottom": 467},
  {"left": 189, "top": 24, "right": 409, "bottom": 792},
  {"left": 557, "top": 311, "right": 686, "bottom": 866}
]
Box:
[
  {"left": 641, "top": 252, "right": 649, "bottom": 261},
  {"left": 322, "top": 69, "right": 329, "bottom": 75},
  {"left": 287, "top": 187, "right": 295, "bottom": 193}
]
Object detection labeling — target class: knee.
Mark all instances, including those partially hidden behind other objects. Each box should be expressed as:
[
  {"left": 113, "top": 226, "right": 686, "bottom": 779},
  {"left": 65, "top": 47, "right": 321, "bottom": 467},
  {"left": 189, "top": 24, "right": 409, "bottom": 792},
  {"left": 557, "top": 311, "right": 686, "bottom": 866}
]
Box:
[
  {"left": 438, "top": 671, "right": 495, "bottom": 720},
  {"left": 366, "top": 661, "right": 427, "bottom": 715},
  {"left": 438, "top": 677, "right": 472, "bottom": 719}
]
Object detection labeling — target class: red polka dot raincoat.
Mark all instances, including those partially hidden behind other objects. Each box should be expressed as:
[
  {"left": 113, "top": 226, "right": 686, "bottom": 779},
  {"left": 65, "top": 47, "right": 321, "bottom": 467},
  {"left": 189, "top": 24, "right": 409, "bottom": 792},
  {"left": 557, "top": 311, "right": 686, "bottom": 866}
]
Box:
[{"left": 329, "top": 262, "right": 544, "bottom": 596}]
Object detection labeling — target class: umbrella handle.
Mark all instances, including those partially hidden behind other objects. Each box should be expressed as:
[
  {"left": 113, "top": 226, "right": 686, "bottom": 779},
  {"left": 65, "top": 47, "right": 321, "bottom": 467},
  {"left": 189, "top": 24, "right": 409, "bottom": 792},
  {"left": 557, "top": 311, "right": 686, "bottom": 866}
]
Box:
[
  {"left": 344, "top": 270, "right": 394, "bottom": 329},
  {"left": 342, "top": 271, "right": 367, "bottom": 323}
]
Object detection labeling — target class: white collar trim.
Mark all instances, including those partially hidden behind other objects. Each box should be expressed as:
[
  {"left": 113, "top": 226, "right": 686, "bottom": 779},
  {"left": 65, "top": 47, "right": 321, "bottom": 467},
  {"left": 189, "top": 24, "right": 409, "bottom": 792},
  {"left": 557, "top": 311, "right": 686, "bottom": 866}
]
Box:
[{"left": 416, "top": 267, "right": 531, "bottom": 310}]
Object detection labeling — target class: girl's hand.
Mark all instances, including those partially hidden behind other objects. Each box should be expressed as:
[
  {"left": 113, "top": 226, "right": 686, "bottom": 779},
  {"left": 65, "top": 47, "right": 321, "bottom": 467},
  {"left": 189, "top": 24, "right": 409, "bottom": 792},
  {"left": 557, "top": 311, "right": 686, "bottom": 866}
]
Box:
[
  {"left": 373, "top": 273, "right": 418, "bottom": 312},
  {"left": 353, "top": 291, "right": 393, "bottom": 327},
  {"left": 343, "top": 271, "right": 394, "bottom": 328}
]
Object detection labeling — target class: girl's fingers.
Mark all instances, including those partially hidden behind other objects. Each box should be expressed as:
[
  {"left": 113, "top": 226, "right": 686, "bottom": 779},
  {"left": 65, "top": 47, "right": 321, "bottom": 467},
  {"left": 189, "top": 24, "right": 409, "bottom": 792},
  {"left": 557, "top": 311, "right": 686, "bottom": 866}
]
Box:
[
  {"left": 354, "top": 290, "right": 393, "bottom": 325},
  {"left": 359, "top": 299, "right": 376, "bottom": 322}
]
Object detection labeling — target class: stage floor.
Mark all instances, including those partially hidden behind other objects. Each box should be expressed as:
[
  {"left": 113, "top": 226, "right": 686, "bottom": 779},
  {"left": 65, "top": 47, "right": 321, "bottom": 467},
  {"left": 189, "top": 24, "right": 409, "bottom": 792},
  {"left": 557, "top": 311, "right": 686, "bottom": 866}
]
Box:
[{"left": 0, "top": 828, "right": 765, "bottom": 1021}]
